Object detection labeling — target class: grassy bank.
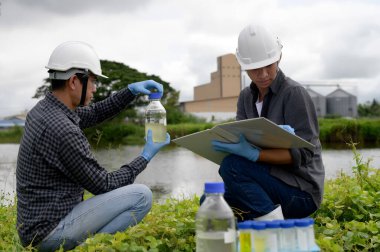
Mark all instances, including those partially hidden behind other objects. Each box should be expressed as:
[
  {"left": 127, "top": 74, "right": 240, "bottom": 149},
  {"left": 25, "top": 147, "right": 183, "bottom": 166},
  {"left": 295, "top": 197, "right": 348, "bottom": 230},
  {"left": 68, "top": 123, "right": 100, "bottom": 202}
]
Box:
[
  {"left": 1, "top": 146, "right": 379, "bottom": 251},
  {"left": 0, "top": 127, "right": 23, "bottom": 144},
  {"left": 1, "top": 118, "right": 380, "bottom": 148}
]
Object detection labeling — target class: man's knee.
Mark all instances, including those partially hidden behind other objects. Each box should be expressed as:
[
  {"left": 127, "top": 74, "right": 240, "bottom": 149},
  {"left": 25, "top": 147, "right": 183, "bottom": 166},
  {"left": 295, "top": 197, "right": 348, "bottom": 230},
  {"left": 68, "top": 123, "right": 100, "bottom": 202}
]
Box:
[
  {"left": 134, "top": 184, "right": 153, "bottom": 210},
  {"left": 119, "top": 184, "right": 153, "bottom": 211},
  {"left": 219, "top": 154, "right": 248, "bottom": 179}
]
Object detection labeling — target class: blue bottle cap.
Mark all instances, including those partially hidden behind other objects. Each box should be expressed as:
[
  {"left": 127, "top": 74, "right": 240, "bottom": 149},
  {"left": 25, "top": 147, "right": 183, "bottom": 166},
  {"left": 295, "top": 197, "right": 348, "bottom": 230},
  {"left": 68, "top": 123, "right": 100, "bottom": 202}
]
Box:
[
  {"left": 149, "top": 92, "right": 162, "bottom": 100},
  {"left": 265, "top": 220, "right": 281, "bottom": 229},
  {"left": 251, "top": 221, "right": 266, "bottom": 230},
  {"left": 238, "top": 221, "right": 252, "bottom": 230},
  {"left": 306, "top": 217, "right": 315, "bottom": 225},
  {"left": 280, "top": 219, "right": 295, "bottom": 228},
  {"left": 295, "top": 218, "right": 310, "bottom": 227},
  {"left": 204, "top": 182, "right": 225, "bottom": 193}
]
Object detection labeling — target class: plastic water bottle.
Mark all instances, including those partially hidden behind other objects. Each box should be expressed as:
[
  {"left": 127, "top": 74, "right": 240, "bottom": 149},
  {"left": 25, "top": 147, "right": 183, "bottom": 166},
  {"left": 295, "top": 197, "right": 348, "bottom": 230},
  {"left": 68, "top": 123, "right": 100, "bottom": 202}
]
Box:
[
  {"left": 294, "top": 219, "right": 309, "bottom": 251},
  {"left": 279, "top": 219, "right": 297, "bottom": 252},
  {"left": 145, "top": 92, "right": 167, "bottom": 142},
  {"left": 196, "top": 182, "right": 236, "bottom": 252},
  {"left": 265, "top": 220, "right": 280, "bottom": 252},
  {"left": 238, "top": 221, "right": 252, "bottom": 252},
  {"left": 306, "top": 218, "right": 320, "bottom": 252},
  {"left": 251, "top": 221, "right": 267, "bottom": 252}
]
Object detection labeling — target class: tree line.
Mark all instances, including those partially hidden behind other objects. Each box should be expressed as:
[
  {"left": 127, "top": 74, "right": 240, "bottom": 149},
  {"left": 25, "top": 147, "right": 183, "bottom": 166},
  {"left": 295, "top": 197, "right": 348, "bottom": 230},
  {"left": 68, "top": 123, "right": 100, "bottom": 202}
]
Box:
[{"left": 33, "top": 59, "right": 380, "bottom": 120}]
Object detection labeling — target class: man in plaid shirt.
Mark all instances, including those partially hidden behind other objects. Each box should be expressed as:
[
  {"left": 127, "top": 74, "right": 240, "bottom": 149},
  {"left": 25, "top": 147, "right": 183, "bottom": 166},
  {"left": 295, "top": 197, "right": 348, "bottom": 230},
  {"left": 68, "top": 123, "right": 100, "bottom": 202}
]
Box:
[{"left": 16, "top": 41, "right": 170, "bottom": 251}]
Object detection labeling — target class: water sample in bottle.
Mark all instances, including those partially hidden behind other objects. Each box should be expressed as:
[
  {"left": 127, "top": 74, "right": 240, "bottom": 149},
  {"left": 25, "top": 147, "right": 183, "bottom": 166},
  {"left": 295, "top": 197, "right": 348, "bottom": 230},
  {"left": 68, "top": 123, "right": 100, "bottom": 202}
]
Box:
[
  {"left": 265, "top": 220, "right": 280, "bottom": 252},
  {"left": 279, "top": 219, "right": 297, "bottom": 252},
  {"left": 295, "top": 218, "right": 310, "bottom": 251},
  {"left": 145, "top": 92, "right": 167, "bottom": 142},
  {"left": 196, "top": 182, "right": 237, "bottom": 252},
  {"left": 238, "top": 221, "right": 252, "bottom": 252},
  {"left": 251, "top": 221, "right": 267, "bottom": 252}
]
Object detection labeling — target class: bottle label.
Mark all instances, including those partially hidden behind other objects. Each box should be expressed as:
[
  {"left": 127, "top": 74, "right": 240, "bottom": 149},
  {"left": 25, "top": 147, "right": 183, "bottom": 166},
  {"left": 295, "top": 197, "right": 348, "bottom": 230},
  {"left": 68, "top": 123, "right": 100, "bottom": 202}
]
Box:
[{"left": 224, "top": 228, "right": 236, "bottom": 243}]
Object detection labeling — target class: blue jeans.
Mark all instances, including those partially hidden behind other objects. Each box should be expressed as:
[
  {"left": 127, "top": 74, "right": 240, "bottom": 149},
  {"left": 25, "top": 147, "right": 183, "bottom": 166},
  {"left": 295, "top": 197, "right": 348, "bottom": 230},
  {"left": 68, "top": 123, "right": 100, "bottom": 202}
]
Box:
[
  {"left": 219, "top": 155, "right": 316, "bottom": 221},
  {"left": 38, "top": 184, "right": 152, "bottom": 251}
]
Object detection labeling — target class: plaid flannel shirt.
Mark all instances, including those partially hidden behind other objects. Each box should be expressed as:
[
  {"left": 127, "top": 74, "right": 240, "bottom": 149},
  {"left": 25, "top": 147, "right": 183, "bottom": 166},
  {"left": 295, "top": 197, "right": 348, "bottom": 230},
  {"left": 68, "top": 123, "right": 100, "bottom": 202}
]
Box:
[{"left": 16, "top": 88, "right": 148, "bottom": 246}]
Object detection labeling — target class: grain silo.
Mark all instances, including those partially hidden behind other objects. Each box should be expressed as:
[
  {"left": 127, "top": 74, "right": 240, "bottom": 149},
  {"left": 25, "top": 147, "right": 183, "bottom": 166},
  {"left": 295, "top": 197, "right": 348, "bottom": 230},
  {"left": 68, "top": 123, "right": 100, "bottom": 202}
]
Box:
[
  {"left": 326, "top": 88, "right": 357, "bottom": 117},
  {"left": 306, "top": 87, "right": 326, "bottom": 117}
]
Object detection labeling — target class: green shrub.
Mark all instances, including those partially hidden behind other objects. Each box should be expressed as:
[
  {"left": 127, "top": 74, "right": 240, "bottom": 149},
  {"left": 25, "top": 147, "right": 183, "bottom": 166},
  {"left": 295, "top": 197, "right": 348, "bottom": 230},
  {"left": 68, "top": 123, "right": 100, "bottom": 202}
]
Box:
[
  {"left": 319, "top": 118, "right": 380, "bottom": 148},
  {"left": 0, "top": 126, "right": 23, "bottom": 143},
  {"left": 313, "top": 143, "right": 380, "bottom": 251},
  {"left": 167, "top": 123, "right": 214, "bottom": 139}
]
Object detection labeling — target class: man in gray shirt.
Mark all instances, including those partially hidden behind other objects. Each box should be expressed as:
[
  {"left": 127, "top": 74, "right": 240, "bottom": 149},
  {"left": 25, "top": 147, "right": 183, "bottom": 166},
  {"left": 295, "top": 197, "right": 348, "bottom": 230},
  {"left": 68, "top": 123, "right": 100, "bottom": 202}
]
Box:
[
  {"left": 17, "top": 41, "right": 170, "bottom": 250},
  {"left": 212, "top": 24, "right": 324, "bottom": 221}
]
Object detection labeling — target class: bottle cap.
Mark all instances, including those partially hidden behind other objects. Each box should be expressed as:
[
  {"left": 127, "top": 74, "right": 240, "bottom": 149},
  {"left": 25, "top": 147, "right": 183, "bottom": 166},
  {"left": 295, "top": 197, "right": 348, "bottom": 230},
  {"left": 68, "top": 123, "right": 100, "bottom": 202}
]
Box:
[
  {"left": 251, "top": 221, "right": 266, "bottom": 230},
  {"left": 238, "top": 221, "right": 252, "bottom": 230},
  {"left": 295, "top": 218, "right": 310, "bottom": 227},
  {"left": 149, "top": 92, "right": 162, "bottom": 99},
  {"left": 265, "top": 220, "right": 281, "bottom": 229},
  {"left": 280, "top": 219, "right": 295, "bottom": 228},
  {"left": 204, "top": 182, "right": 225, "bottom": 193},
  {"left": 306, "top": 217, "right": 314, "bottom": 225}
]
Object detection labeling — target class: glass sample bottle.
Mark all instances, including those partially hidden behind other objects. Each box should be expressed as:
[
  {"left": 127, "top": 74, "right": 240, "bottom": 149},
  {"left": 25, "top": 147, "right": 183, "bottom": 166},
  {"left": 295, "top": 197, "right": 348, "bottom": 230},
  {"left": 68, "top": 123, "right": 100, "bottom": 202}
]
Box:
[{"left": 145, "top": 92, "right": 167, "bottom": 142}]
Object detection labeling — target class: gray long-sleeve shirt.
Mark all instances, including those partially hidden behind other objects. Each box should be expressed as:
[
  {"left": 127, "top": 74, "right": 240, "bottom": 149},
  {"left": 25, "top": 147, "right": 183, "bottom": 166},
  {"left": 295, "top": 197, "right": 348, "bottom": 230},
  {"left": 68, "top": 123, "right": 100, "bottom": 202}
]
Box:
[
  {"left": 236, "top": 70, "right": 325, "bottom": 208},
  {"left": 16, "top": 88, "right": 148, "bottom": 246}
]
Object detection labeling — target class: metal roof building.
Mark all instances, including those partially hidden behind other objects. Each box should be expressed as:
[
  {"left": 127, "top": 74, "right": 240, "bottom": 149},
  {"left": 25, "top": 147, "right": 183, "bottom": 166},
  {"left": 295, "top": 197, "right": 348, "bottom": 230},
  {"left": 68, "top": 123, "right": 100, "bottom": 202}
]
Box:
[
  {"left": 326, "top": 88, "right": 357, "bottom": 117},
  {"left": 306, "top": 88, "right": 326, "bottom": 117}
]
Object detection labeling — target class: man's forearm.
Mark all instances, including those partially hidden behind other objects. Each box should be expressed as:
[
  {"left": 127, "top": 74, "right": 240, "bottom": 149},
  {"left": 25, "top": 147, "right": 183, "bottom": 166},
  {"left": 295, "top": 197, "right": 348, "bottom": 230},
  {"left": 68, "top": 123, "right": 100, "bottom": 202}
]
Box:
[{"left": 258, "top": 149, "right": 293, "bottom": 165}]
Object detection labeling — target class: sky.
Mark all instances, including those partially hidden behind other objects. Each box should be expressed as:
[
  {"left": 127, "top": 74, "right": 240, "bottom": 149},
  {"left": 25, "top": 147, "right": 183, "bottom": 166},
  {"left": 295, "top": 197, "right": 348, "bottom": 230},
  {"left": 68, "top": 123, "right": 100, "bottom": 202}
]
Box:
[{"left": 0, "top": 0, "right": 380, "bottom": 118}]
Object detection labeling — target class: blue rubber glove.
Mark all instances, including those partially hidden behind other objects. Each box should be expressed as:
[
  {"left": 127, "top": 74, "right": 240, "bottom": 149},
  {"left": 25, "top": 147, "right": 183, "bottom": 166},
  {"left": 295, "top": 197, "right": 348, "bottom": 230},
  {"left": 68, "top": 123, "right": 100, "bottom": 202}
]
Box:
[
  {"left": 128, "top": 80, "right": 163, "bottom": 96},
  {"left": 212, "top": 134, "right": 260, "bottom": 162},
  {"left": 141, "top": 129, "right": 171, "bottom": 161},
  {"left": 278, "top": 125, "right": 295, "bottom": 135}
]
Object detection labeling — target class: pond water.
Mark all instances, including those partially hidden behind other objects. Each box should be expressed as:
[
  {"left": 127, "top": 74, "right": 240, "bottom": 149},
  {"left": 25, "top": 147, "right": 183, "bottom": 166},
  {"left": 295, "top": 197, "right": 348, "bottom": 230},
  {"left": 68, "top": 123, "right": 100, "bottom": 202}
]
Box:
[{"left": 1, "top": 144, "right": 380, "bottom": 203}]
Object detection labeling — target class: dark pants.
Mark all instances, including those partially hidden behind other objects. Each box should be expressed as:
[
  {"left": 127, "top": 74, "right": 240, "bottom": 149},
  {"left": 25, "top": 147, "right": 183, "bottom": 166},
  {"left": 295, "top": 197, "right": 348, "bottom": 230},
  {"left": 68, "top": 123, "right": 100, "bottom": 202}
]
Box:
[{"left": 217, "top": 154, "right": 317, "bottom": 221}]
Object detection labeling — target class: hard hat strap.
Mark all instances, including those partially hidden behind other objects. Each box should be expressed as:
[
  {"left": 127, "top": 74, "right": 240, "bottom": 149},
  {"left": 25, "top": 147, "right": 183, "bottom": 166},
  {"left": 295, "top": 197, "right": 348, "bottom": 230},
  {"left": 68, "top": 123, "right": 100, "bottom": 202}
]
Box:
[{"left": 77, "top": 73, "right": 89, "bottom": 106}]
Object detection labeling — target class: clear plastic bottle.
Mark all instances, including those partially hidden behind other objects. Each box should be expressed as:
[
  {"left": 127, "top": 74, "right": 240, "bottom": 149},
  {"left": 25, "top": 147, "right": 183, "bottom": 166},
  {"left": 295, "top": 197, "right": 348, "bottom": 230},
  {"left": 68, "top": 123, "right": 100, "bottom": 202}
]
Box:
[
  {"left": 306, "top": 218, "right": 320, "bottom": 252},
  {"left": 279, "top": 219, "right": 297, "bottom": 252},
  {"left": 264, "top": 220, "right": 280, "bottom": 252},
  {"left": 238, "top": 221, "right": 252, "bottom": 252},
  {"left": 251, "top": 221, "right": 267, "bottom": 252},
  {"left": 196, "top": 182, "right": 237, "bottom": 252},
  {"left": 145, "top": 92, "right": 167, "bottom": 142},
  {"left": 294, "top": 219, "right": 309, "bottom": 251}
]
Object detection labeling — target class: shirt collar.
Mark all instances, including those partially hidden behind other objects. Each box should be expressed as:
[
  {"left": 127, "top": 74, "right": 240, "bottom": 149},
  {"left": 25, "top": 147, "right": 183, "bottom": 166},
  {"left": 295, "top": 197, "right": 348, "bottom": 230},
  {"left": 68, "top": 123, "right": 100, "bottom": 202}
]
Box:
[
  {"left": 46, "top": 92, "right": 81, "bottom": 125},
  {"left": 269, "top": 69, "right": 285, "bottom": 94}
]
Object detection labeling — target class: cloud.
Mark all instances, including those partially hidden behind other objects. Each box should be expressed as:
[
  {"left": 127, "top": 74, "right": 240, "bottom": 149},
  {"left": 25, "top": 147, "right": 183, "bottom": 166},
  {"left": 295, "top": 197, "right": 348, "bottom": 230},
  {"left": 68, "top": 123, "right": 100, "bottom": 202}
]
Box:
[
  {"left": 0, "top": 0, "right": 150, "bottom": 28},
  {"left": 321, "top": 24, "right": 380, "bottom": 78},
  {"left": 0, "top": 0, "right": 380, "bottom": 117},
  {"left": 12, "top": 0, "right": 150, "bottom": 15}
]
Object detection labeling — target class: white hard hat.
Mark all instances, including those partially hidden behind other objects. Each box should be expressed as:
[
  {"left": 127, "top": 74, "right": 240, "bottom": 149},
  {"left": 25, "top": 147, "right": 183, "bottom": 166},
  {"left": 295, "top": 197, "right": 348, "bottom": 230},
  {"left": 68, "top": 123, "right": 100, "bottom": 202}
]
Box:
[
  {"left": 46, "top": 41, "right": 108, "bottom": 79},
  {"left": 236, "top": 24, "right": 283, "bottom": 70}
]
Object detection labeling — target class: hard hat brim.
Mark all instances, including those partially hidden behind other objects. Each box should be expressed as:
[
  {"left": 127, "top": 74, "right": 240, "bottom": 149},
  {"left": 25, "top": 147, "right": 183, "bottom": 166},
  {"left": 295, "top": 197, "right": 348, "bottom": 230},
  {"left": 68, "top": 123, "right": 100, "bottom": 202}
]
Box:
[{"left": 236, "top": 52, "right": 281, "bottom": 70}]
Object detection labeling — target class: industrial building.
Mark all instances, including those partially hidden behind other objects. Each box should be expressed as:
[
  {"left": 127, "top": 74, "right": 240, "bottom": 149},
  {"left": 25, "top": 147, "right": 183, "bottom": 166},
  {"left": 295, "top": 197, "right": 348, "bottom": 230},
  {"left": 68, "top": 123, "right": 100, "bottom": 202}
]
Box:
[
  {"left": 180, "top": 54, "right": 241, "bottom": 121},
  {"left": 326, "top": 88, "right": 358, "bottom": 117},
  {"left": 180, "top": 54, "right": 358, "bottom": 120}
]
